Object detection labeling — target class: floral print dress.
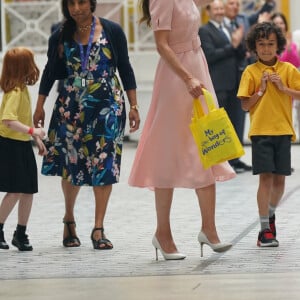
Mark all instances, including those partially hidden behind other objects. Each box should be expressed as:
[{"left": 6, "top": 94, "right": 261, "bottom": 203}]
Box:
[{"left": 42, "top": 31, "right": 126, "bottom": 186}]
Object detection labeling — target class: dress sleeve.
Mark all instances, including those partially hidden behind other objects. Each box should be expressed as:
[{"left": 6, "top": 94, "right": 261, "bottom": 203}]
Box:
[
  {"left": 0, "top": 90, "right": 20, "bottom": 121},
  {"left": 149, "top": 0, "right": 174, "bottom": 31}
]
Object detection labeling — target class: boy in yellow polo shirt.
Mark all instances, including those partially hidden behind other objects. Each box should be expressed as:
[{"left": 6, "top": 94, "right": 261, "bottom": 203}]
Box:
[{"left": 238, "top": 22, "right": 300, "bottom": 247}]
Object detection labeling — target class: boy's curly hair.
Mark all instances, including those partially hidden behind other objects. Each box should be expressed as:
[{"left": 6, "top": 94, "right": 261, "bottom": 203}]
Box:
[{"left": 246, "top": 22, "right": 286, "bottom": 55}]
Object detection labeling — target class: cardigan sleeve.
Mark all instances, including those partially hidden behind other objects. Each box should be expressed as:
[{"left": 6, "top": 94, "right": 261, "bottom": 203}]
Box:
[
  {"left": 38, "top": 31, "right": 68, "bottom": 96},
  {"left": 101, "top": 18, "right": 137, "bottom": 91},
  {"left": 114, "top": 25, "right": 137, "bottom": 90}
]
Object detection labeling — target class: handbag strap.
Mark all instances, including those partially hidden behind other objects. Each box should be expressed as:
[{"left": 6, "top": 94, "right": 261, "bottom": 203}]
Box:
[{"left": 193, "top": 89, "right": 216, "bottom": 118}]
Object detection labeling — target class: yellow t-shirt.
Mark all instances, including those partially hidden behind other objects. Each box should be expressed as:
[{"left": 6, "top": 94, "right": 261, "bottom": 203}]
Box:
[
  {"left": 0, "top": 87, "right": 32, "bottom": 141},
  {"left": 237, "top": 59, "right": 300, "bottom": 141}
]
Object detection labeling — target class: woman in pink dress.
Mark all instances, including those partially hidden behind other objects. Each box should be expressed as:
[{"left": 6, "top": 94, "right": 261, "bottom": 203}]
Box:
[
  {"left": 271, "top": 12, "right": 300, "bottom": 141},
  {"left": 271, "top": 13, "right": 300, "bottom": 68},
  {"left": 129, "top": 0, "right": 236, "bottom": 260}
]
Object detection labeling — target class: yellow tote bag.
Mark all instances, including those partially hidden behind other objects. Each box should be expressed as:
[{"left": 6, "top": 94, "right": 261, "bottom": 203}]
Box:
[{"left": 189, "top": 89, "right": 245, "bottom": 169}]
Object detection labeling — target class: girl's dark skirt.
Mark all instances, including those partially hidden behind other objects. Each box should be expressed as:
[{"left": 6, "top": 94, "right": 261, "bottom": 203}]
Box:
[{"left": 0, "top": 136, "right": 38, "bottom": 194}]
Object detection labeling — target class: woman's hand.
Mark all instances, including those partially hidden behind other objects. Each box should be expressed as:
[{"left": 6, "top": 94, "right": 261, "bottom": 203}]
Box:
[
  {"left": 33, "top": 95, "right": 46, "bottom": 127},
  {"left": 128, "top": 109, "right": 140, "bottom": 133},
  {"left": 126, "top": 90, "right": 140, "bottom": 133},
  {"left": 185, "top": 77, "right": 205, "bottom": 98},
  {"left": 33, "top": 107, "right": 45, "bottom": 128}
]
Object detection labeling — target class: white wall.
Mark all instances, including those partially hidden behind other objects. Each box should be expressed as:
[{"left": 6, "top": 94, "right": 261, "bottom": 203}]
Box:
[{"left": 290, "top": 0, "right": 300, "bottom": 31}]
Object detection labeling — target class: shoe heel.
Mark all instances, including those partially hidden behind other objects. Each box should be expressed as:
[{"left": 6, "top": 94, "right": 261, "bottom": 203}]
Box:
[
  {"left": 198, "top": 231, "right": 232, "bottom": 257},
  {"left": 154, "top": 247, "right": 158, "bottom": 261},
  {"left": 200, "top": 242, "right": 204, "bottom": 257},
  {"left": 152, "top": 236, "right": 186, "bottom": 261}
]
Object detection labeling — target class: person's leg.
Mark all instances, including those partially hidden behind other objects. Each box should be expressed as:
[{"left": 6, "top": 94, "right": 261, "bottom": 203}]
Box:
[
  {"left": 258, "top": 173, "right": 275, "bottom": 231},
  {"left": 0, "top": 193, "right": 20, "bottom": 224},
  {"left": 224, "top": 90, "right": 250, "bottom": 171},
  {"left": 227, "top": 94, "right": 245, "bottom": 146},
  {"left": 268, "top": 174, "right": 285, "bottom": 237},
  {"left": 154, "top": 188, "right": 178, "bottom": 253},
  {"left": 11, "top": 193, "right": 34, "bottom": 251},
  {"left": 62, "top": 179, "right": 80, "bottom": 221},
  {"left": 270, "top": 174, "right": 285, "bottom": 210},
  {"left": 196, "top": 184, "right": 232, "bottom": 256},
  {"left": 17, "top": 193, "right": 33, "bottom": 226},
  {"left": 0, "top": 193, "right": 19, "bottom": 249},
  {"left": 91, "top": 185, "right": 113, "bottom": 249},
  {"left": 195, "top": 184, "right": 219, "bottom": 243},
  {"left": 61, "top": 179, "right": 81, "bottom": 246},
  {"left": 257, "top": 173, "right": 273, "bottom": 223},
  {"left": 257, "top": 173, "right": 278, "bottom": 246}
]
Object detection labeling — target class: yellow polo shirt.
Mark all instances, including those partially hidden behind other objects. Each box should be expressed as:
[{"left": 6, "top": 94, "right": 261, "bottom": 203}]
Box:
[
  {"left": 0, "top": 87, "right": 32, "bottom": 141},
  {"left": 237, "top": 59, "right": 300, "bottom": 141}
]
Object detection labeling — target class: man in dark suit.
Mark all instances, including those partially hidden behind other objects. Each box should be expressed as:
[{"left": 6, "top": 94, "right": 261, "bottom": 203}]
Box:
[
  {"left": 224, "top": 0, "right": 274, "bottom": 76},
  {"left": 199, "top": 0, "right": 251, "bottom": 173}
]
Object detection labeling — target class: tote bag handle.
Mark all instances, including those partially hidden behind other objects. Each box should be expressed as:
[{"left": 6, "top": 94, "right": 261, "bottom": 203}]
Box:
[{"left": 193, "top": 89, "right": 216, "bottom": 118}]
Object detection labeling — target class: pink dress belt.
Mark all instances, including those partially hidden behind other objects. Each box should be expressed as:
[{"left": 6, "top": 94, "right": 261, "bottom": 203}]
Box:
[{"left": 169, "top": 37, "right": 201, "bottom": 54}]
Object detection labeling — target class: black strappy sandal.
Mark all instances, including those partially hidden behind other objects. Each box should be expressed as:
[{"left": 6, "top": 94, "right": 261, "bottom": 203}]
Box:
[
  {"left": 63, "top": 220, "right": 81, "bottom": 247},
  {"left": 91, "top": 227, "right": 113, "bottom": 250}
]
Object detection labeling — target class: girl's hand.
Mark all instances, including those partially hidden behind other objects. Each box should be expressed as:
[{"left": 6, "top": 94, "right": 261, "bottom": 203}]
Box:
[
  {"left": 33, "top": 137, "right": 48, "bottom": 156},
  {"left": 186, "top": 77, "right": 205, "bottom": 98},
  {"left": 32, "top": 127, "right": 46, "bottom": 140}
]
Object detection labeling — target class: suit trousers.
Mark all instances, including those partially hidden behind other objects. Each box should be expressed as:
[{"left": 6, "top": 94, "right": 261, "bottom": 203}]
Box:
[{"left": 216, "top": 89, "right": 246, "bottom": 164}]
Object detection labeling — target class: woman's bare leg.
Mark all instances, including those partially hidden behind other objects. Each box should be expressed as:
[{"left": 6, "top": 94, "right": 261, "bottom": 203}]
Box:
[
  {"left": 196, "top": 184, "right": 220, "bottom": 244},
  {"left": 154, "top": 188, "right": 178, "bottom": 253}
]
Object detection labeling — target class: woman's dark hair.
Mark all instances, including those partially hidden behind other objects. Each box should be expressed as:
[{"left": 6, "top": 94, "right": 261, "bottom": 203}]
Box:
[
  {"left": 270, "top": 12, "right": 288, "bottom": 32},
  {"left": 60, "top": 0, "right": 97, "bottom": 44},
  {"left": 246, "top": 22, "right": 286, "bottom": 55},
  {"left": 139, "top": 0, "right": 151, "bottom": 27}
]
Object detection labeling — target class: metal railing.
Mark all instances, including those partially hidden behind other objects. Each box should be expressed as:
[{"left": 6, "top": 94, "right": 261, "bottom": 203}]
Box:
[{"left": 0, "top": 0, "right": 155, "bottom": 53}]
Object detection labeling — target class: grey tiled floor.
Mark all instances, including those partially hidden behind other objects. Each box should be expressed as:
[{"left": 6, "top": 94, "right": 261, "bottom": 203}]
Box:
[{"left": 0, "top": 143, "right": 300, "bottom": 299}]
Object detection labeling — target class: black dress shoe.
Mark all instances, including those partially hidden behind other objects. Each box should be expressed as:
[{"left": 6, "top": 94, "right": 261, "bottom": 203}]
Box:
[
  {"left": 12, "top": 231, "right": 33, "bottom": 251},
  {"left": 0, "top": 230, "right": 9, "bottom": 250},
  {"left": 232, "top": 160, "right": 252, "bottom": 173}
]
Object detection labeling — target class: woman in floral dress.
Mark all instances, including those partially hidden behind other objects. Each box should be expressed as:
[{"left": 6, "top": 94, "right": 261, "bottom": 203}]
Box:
[{"left": 34, "top": 0, "right": 140, "bottom": 249}]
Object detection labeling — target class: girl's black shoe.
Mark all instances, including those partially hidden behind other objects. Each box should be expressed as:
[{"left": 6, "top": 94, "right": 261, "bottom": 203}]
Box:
[
  {"left": 12, "top": 231, "right": 33, "bottom": 251},
  {"left": 0, "top": 230, "right": 9, "bottom": 250}
]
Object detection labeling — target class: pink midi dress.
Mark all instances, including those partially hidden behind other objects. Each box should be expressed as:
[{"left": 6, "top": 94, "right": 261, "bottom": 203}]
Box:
[{"left": 128, "top": 0, "right": 236, "bottom": 189}]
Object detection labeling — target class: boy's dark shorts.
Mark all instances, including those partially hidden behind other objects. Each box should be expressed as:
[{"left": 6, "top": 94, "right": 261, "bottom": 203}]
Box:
[{"left": 251, "top": 135, "right": 292, "bottom": 175}]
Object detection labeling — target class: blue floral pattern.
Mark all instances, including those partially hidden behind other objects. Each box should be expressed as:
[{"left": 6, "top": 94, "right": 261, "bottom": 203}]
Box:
[{"left": 42, "top": 31, "right": 126, "bottom": 186}]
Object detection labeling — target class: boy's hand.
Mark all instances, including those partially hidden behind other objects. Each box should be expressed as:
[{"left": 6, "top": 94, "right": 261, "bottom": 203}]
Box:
[
  {"left": 268, "top": 73, "right": 284, "bottom": 91},
  {"left": 260, "top": 72, "right": 268, "bottom": 92}
]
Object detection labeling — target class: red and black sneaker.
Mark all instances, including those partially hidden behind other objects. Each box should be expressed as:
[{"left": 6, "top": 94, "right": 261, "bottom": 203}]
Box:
[
  {"left": 269, "top": 214, "right": 276, "bottom": 237},
  {"left": 257, "top": 228, "right": 279, "bottom": 247}
]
